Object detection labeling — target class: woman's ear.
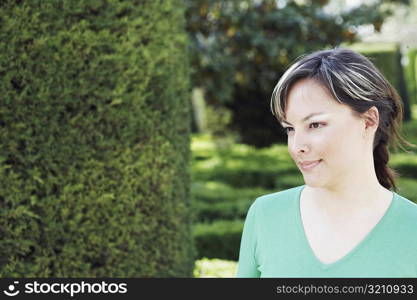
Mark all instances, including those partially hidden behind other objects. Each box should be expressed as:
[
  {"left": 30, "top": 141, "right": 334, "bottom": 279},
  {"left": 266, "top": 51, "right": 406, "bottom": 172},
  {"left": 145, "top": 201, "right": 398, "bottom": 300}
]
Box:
[{"left": 364, "top": 106, "right": 379, "bottom": 130}]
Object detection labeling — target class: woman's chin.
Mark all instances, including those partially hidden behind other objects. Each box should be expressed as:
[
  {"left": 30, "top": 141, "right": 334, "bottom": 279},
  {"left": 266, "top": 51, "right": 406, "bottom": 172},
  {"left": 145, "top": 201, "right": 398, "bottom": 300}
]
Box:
[{"left": 303, "top": 177, "right": 323, "bottom": 188}]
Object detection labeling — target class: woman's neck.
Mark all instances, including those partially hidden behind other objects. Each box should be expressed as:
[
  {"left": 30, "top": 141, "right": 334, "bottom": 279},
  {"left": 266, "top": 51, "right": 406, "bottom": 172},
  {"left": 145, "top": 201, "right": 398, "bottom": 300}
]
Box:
[{"left": 304, "top": 181, "right": 392, "bottom": 222}]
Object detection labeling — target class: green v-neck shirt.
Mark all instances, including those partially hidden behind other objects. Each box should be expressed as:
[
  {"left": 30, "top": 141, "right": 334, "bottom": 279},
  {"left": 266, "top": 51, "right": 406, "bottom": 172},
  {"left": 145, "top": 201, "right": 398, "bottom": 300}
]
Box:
[{"left": 236, "top": 185, "right": 417, "bottom": 277}]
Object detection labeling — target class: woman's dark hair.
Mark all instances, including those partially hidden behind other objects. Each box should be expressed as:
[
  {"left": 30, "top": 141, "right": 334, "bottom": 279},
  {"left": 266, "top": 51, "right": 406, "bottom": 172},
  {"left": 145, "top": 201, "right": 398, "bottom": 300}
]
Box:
[{"left": 270, "top": 46, "right": 416, "bottom": 192}]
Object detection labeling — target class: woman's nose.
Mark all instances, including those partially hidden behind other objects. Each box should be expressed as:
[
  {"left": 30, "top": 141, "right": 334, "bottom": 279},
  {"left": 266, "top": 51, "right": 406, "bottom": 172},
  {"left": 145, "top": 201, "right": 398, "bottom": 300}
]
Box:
[{"left": 290, "top": 132, "right": 310, "bottom": 154}]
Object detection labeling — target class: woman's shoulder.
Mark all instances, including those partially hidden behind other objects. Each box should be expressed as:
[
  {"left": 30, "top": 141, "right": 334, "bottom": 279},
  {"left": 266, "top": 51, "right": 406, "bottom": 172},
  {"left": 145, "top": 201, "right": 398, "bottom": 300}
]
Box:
[
  {"left": 253, "top": 185, "right": 304, "bottom": 211},
  {"left": 394, "top": 193, "right": 417, "bottom": 223},
  {"left": 391, "top": 193, "right": 417, "bottom": 250}
]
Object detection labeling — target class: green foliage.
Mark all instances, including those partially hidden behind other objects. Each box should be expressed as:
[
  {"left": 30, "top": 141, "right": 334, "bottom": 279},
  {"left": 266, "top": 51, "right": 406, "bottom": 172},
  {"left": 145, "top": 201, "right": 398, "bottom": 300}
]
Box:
[
  {"left": 0, "top": 0, "right": 195, "bottom": 277},
  {"left": 185, "top": 0, "right": 400, "bottom": 106},
  {"left": 389, "top": 152, "right": 417, "bottom": 178},
  {"left": 193, "top": 220, "right": 243, "bottom": 260},
  {"left": 191, "top": 181, "right": 268, "bottom": 204},
  {"left": 191, "top": 181, "right": 268, "bottom": 222},
  {"left": 193, "top": 257, "right": 237, "bottom": 278},
  {"left": 204, "top": 104, "right": 234, "bottom": 138},
  {"left": 405, "top": 48, "right": 417, "bottom": 106},
  {"left": 185, "top": 0, "right": 410, "bottom": 147},
  {"left": 402, "top": 118, "right": 417, "bottom": 147},
  {"left": 395, "top": 177, "right": 417, "bottom": 201},
  {"left": 191, "top": 134, "right": 302, "bottom": 188}
]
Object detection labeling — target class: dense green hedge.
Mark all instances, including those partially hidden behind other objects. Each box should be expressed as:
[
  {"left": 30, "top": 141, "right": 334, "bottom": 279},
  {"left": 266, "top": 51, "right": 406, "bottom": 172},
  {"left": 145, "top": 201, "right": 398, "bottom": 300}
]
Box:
[
  {"left": 191, "top": 136, "right": 302, "bottom": 189},
  {"left": 0, "top": 0, "right": 195, "bottom": 277},
  {"left": 193, "top": 220, "right": 243, "bottom": 261},
  {"left": 191, "top": 182, "right": 262, "bottom": 222}
]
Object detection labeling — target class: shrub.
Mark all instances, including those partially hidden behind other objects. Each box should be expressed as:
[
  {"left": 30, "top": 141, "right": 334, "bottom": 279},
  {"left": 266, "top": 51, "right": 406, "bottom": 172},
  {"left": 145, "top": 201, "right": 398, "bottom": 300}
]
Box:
[
  {"left": 0, "top": 0, "right": 194, "bottom": 277},
  {"left": 193, "top": 220, "right": 243, "bottom": 261},
  {"left": 191, "top": 181, "right": 269, "bottom": 222}
]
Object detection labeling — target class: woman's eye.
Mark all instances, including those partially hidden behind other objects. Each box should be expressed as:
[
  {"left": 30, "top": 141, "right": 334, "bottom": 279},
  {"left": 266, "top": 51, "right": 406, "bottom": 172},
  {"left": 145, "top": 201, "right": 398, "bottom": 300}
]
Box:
[
  {"left": 310, "top": 122, "right": 323, "bottom": 129},
  {"left": 283, "top": 122, "right": 324, "bottom": 134}
]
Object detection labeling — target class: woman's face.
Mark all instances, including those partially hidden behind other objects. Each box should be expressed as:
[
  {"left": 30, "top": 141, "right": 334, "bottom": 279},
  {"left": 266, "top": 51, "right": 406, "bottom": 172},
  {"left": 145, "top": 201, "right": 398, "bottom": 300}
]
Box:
[{"left": 282, "top": 78, "right": 374, "bottom": 189}]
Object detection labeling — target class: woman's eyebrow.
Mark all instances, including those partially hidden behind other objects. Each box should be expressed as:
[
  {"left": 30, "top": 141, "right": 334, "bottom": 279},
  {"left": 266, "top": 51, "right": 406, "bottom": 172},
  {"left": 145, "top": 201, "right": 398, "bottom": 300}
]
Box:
[{"left": 281, "top": 112, "right": 327, "bottom": 125}]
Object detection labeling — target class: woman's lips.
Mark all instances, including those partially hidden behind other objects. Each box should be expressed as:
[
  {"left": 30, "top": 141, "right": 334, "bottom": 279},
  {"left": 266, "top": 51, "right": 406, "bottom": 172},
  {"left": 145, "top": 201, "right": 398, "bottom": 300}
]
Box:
[{"left": 299, "top": 159, "right": 322, "bottom": 171}]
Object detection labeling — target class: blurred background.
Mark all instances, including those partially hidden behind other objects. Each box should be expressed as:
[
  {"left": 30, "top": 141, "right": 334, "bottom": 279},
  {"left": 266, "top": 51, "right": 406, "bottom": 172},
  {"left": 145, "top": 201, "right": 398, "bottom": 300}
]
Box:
[
  {"left": 189, "top": 0, "right": 417, "bottom": 277},
  {"left": 0, "top": 0, "right": 416, "bottom": 278}
]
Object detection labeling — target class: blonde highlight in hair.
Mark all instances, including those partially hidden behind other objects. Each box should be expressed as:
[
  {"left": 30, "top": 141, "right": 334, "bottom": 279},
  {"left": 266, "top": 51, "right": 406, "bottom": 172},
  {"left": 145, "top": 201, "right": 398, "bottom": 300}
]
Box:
[{"left": 270, "top": 46, "right": 416, "bottom": 192}]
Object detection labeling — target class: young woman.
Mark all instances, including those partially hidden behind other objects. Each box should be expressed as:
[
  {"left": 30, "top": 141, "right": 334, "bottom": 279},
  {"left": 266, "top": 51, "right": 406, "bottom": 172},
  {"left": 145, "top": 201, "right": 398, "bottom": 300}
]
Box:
[{"left": 236, "top": 47, "right": 417, "bottom": 277}]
